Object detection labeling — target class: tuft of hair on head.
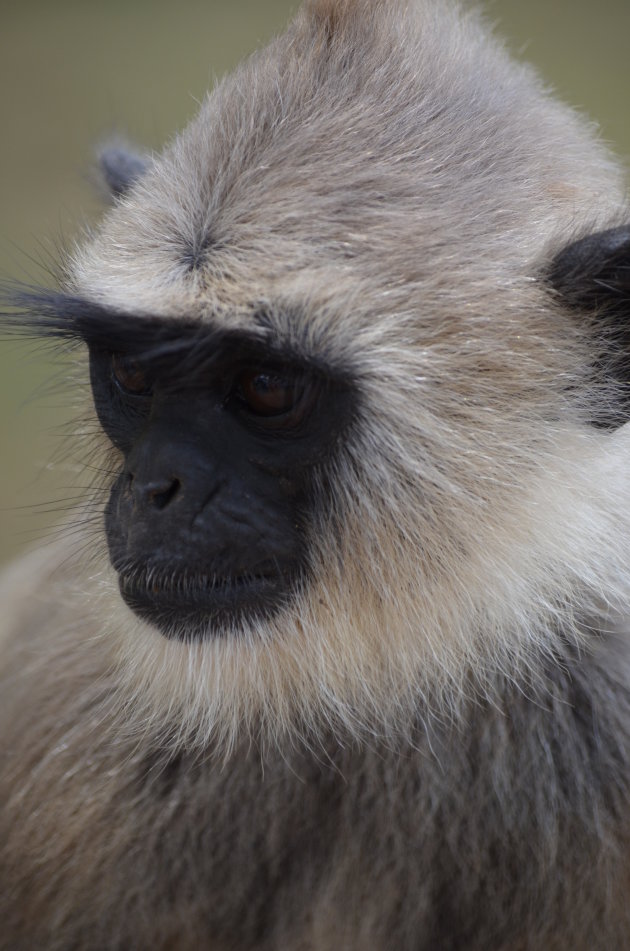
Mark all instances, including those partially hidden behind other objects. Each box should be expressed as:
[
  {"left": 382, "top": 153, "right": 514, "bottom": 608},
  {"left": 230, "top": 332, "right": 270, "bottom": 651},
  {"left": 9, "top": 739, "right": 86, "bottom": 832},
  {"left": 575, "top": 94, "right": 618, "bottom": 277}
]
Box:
[{"left": 306, "top": 0, "right": 367, "bottom": 33}]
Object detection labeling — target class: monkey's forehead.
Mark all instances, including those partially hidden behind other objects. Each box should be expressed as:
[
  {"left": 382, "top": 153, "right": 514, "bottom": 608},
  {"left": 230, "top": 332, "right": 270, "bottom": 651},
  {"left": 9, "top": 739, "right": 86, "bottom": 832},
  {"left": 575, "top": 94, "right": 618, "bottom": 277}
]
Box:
[{"left": 70, "top": 0, "right": 625, "bottom": 330}]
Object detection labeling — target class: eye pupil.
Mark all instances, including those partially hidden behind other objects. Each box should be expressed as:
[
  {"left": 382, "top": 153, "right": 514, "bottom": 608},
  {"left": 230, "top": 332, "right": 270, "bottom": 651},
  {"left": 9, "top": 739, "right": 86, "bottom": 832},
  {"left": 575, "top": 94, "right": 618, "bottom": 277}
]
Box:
[
  {"left": 240, "top": 371, "right": 297, "bottom": 416},
  {"left": 111, "top": 353, "right": 151, "bottom": 395}
]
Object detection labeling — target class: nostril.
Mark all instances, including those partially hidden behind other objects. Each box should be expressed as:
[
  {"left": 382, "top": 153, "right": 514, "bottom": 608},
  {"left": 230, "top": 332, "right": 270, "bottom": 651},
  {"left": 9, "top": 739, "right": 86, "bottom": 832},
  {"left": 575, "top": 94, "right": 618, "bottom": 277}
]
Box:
[{"left": 146, "top": 478, "right": 181, "bottom": 511}]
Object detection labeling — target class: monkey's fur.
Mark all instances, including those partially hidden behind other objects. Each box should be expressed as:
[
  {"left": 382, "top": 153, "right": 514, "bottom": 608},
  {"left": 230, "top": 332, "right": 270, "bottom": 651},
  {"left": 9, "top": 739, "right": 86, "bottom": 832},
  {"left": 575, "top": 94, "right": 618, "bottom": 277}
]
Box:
[{"left": 3, "top": 0, "right": 630, "bottom": 948}]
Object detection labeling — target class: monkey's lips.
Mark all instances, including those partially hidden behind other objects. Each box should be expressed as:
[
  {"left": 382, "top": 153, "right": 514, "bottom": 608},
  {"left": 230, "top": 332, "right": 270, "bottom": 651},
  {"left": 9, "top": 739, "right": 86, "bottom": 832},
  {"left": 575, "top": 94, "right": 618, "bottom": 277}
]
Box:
[{"left": 116, "top": 564, "right": 294, "bottom": 638}]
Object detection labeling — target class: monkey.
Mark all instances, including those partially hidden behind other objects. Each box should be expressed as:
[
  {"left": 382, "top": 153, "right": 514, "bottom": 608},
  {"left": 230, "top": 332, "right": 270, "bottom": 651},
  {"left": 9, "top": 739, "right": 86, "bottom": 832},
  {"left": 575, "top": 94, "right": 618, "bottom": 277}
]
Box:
[{"left": 2, "top": 0, "right": 630, "bottom": 947}]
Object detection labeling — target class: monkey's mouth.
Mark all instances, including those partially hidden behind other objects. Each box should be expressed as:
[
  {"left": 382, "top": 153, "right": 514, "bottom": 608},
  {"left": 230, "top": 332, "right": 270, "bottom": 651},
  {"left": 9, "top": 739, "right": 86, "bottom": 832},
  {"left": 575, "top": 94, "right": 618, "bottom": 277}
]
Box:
[{"left": 116, "top": 563, "right": 294, "bottom": 639}]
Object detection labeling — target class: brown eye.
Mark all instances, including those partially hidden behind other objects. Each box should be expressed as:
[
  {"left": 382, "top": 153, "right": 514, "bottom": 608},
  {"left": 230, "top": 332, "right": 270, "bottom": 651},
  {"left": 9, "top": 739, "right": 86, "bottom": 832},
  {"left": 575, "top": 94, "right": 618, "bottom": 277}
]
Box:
[
  {"left": 111, "top": 353, "right": 152, "bottom": 396},
  {"left": 238, "top": 370, "right": 300, "bottom": 417}
]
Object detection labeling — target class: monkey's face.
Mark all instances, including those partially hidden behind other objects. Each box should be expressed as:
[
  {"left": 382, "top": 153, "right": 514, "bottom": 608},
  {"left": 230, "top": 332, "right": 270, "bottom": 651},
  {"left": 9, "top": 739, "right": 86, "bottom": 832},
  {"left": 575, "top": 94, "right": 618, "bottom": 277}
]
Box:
[{"left": 86, "top": 315, "right": 352, "bottom": 639}]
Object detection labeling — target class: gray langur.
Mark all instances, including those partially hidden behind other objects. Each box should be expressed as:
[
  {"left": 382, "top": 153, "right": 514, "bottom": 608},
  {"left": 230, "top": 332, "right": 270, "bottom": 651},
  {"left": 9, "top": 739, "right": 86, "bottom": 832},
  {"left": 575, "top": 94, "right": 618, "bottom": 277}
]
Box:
[{"left": 2, "top": 0, "right": 630, "bottom": 948}]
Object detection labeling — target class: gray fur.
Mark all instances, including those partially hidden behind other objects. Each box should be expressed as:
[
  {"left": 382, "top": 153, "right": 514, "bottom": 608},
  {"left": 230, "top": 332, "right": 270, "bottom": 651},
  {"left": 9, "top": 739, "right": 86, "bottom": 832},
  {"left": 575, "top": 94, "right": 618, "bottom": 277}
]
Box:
[{"left": 3, "top": 0, "right": 630, "bottom": 948}]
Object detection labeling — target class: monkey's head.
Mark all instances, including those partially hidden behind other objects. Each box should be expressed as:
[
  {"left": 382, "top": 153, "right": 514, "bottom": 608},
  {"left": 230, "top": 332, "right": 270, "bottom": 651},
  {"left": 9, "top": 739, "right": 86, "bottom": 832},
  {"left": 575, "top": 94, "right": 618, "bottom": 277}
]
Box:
[{"left": 8, "top": 0, "right": 630, "bottom": 746}]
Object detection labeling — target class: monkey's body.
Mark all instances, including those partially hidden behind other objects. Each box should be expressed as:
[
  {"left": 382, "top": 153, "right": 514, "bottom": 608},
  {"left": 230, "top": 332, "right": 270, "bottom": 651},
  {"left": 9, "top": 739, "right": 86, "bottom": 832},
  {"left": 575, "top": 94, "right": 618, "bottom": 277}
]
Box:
[
  {"left": 3, "top": 550, "right": 630, "bottom": 950},
  {"left": 3, "top": 0, "right": 630, "bottom": 947}
]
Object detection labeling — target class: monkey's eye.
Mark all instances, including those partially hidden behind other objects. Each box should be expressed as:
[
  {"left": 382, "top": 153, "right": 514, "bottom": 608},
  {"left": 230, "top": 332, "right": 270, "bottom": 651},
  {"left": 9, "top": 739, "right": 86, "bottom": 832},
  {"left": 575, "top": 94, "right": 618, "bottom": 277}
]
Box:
[
  {"left": 236, "top": 369, "right": 304, "bottom": 418},
  {"left": 111, "top": 353, "right": 152, "bottom": 397}
]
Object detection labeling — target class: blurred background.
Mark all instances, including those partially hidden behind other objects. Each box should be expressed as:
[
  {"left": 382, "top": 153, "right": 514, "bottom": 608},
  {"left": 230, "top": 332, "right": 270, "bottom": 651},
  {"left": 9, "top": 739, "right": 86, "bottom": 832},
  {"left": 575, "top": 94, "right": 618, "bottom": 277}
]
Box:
[{"left": 1, "top": 0, "right": 629, "bottom": 566}]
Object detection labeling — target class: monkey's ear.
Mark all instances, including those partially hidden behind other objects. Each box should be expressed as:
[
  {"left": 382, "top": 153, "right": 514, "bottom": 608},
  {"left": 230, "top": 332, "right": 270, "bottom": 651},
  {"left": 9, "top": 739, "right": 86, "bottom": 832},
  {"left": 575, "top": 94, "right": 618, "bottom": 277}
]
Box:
[
  {"left": 548, "top": 225, "right": 630, "bottom": 427},
  {"left": 548, "top": 225, "right": 630, "bottom": 318},
  {"left": 97, "top": 143, "right": 149, "bottom": 198}
]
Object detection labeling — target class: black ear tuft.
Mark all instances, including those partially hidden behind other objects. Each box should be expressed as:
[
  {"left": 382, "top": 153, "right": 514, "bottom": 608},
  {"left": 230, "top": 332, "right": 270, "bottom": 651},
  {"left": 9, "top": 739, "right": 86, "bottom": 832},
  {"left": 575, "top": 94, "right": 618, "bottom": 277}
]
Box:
[
  {"left": 548, "top": 225, "right": 630, "bottom": 315},
  {"left": 98, "top": 143, "right": 149, "bottom": 198}
]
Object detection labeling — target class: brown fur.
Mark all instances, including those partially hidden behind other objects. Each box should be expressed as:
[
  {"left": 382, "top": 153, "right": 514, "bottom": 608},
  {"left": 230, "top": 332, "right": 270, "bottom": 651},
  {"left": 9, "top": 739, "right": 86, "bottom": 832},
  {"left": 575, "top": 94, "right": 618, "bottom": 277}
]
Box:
[{"left": 3, "top": 1, "right": 630, "bottom": 947}]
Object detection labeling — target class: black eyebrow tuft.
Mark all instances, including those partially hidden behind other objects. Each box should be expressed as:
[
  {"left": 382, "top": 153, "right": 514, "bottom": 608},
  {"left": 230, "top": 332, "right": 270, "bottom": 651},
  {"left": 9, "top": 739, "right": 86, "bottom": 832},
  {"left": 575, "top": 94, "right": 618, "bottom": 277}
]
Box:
[
  {"left": 0, "top": 285, "right": 202, "bottom": 352},
  {"left": 0, "top": 284, "right": 350, "bottom": 382}
]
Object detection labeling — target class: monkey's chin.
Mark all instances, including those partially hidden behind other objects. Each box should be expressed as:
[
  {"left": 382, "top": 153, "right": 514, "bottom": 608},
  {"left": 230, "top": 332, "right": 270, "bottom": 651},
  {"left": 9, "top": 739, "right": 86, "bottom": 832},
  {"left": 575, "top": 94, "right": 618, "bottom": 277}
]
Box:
[{"left": 117, "top": 568, "right": 293, "bottom": 640}]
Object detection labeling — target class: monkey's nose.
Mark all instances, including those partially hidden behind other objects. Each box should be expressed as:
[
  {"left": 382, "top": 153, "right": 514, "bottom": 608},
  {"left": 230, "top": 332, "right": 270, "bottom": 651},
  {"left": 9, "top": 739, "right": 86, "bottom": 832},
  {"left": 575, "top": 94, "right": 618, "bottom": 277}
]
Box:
[{"left": 129, "top": 474, "right": 182, "bottom": 511}]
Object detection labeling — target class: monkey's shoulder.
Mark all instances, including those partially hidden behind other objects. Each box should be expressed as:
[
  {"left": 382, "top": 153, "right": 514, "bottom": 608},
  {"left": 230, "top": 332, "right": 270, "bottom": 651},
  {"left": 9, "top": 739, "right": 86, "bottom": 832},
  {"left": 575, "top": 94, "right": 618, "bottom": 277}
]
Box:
[
  {"left": 3, "top": 634, "right": 630, "bottom": 950},
  {"left": 0, "top": 540, "right": 95, "bottom": 650}
]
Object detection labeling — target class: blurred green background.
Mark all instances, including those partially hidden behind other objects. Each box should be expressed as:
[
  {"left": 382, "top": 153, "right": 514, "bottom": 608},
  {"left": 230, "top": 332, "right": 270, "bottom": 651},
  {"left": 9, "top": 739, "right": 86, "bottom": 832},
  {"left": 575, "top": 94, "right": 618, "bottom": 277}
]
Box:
[{"left": 1, "top": 0, "right": 629, "bottom": 567}]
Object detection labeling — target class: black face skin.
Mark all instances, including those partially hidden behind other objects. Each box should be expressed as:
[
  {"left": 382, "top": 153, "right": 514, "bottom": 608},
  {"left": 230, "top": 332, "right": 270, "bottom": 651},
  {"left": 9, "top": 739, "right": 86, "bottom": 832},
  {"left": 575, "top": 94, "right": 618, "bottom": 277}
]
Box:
[{"left": 84, "top": 313, "right": 352, "bottom": 640}]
